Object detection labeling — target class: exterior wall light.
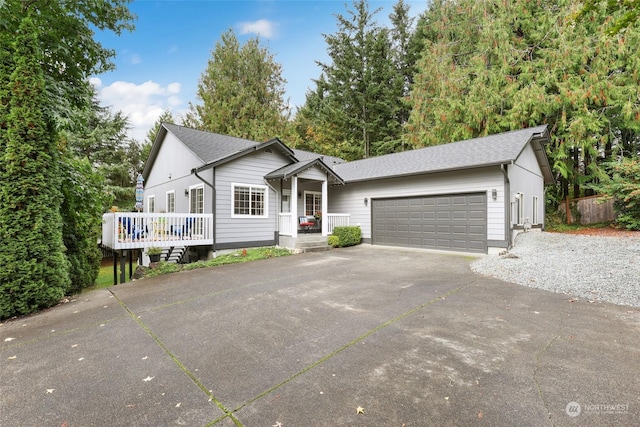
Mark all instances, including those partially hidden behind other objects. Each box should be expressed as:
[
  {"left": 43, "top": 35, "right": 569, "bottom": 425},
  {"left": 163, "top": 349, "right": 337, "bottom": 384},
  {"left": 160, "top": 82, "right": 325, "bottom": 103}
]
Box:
[
  {"left": 491, "top": 189, "right": 497, "bottom": 200},
  {"left": 364, "top": 197, "right": 368, "bottom": 206}
]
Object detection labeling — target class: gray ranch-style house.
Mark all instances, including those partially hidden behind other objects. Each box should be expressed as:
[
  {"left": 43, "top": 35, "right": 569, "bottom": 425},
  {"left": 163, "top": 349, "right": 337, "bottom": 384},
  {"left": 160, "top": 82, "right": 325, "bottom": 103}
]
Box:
[{"left": 101, "top": 123, "right": 552, "bottom": 267}]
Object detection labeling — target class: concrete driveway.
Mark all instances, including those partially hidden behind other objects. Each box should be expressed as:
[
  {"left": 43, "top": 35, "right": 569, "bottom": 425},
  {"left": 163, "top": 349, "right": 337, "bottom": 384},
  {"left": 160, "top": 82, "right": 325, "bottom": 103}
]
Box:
[{"left": 1, "top": 245, "right": 638, "bottom": 426}]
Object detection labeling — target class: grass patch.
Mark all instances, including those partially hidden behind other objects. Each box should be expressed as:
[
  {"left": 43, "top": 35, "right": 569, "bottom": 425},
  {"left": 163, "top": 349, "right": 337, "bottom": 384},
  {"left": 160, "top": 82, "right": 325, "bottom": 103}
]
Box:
[
  {"left": 144, "top": 247, "right": 292, "bottom": 278},
  {"left": 546, "top": 221, "right": 613, "bottom": 233},
  {"left": 82, "top": 264, "right": 115, "bottom": 293}
]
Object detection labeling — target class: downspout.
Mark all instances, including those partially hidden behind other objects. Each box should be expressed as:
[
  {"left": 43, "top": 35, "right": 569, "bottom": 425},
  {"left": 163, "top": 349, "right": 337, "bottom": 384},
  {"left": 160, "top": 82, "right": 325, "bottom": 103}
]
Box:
[
  {"left": 501, "top": 164, "right": 511, "bottom": 249},
  {"left": 193, "top": 168, "right": 216, "bottom": 258}
]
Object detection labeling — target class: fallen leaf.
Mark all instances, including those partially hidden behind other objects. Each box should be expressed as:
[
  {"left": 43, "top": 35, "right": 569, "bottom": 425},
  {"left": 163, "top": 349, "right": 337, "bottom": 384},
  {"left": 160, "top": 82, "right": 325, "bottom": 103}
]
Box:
[
  {"left": 356, "top": 406, "right": 365, "bottom": 414},
  {"left": 8, "top": 355, "right": 17, "bottom": 360},
  {"left": 142, "top": 356, "right": 148, "bottom": 360},
  {"left": 478, "top": 411, "right": 483, "bottom": 419},
  {"left": 444, "top": 396, "right": 449, "bottom": 400},
  {"left": 46, "top": 389, "right": 55, "bottom": 394},
  {"left": 143, "top": 376, "right": 154, "bottom": 382},
  {"left": 4, "top": 337, "right": 15, "bottom": 342}
]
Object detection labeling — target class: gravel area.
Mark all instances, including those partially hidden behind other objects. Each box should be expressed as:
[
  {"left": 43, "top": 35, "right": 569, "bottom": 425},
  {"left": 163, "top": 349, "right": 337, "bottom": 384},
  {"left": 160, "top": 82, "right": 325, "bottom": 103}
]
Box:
[{"left": 471, "top": 231, "right": 640, "bottom": 308}]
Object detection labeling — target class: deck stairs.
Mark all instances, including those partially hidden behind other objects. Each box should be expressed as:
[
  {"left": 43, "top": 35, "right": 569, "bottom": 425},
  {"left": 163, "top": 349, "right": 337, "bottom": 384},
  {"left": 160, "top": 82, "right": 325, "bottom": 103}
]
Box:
[{"left": 162, "top": 246, "right": 188, "bottom": 263}]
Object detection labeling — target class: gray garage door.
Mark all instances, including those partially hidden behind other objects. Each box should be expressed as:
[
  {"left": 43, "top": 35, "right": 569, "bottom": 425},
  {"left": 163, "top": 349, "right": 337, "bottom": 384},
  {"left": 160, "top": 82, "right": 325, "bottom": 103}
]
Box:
[{"left": 372, "top": 193, "right": 487, "bottom": 253}]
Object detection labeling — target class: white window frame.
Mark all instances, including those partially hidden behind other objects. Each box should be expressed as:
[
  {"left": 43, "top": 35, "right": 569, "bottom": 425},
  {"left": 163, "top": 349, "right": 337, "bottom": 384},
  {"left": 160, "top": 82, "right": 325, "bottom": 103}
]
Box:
[
  {"left": 166, "top": 190, "right": 175, "bottom": 213},
  {"left": 189, "top": 184, "right": 204, "bottom": 214},
  {"left": 532, "top": 195, "right": 539, "bottom": 225},
  {"left": 231, "top": 183, "right": 268, "bottom": 218},
  {"left": 304, "top": 191, "right": 322, "bottom": 217},
  {"left": 147, "top": 195, "right": 155, "bottom": 213}
]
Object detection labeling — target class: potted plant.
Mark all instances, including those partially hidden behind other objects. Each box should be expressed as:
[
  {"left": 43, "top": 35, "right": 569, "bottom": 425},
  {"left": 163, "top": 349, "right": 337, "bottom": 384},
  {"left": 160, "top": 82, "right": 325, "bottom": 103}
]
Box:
[{"left": 146, "top": 247, "right": 162, "bottom": 262}]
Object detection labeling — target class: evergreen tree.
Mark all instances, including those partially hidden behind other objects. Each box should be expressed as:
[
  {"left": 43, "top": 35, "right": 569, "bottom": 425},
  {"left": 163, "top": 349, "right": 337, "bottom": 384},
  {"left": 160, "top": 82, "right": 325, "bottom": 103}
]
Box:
[
  {"left": 0, "top": 17, "right": 70, "bottom": 319},
  {"left": 60, "top": 156, "right": 106, "bottom": 294},
  {"left": 404, "top": 0, "right": 640, "bottom": 201},
  {"left": 297, "top": 0, "right": 410, "bottom": 159},
  {"left": 185, "top": 29, "right": 290, "bottom": 141}
]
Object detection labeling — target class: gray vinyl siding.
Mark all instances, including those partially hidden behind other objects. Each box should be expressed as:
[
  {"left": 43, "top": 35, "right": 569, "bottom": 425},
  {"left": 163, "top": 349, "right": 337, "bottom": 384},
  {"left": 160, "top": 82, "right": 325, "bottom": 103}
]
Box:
[
  {"left": 509, "top": 143, "right": 545, "bottom": 227},
  {"left": 215, "top": 149, "right": 289, "bottom": 244},
  {"left": 144, "top": 133, "right": 204, "bottom": 213},
  {"left": 329, "top": 167, "right": 505, "bottom": 242}
]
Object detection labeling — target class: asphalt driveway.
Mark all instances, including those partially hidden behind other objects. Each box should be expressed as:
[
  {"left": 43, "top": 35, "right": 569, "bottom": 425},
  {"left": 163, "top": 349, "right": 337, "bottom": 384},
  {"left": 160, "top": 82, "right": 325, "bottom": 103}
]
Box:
[{"left": 1, "top": 245, "right": 639, "bottom": 426}]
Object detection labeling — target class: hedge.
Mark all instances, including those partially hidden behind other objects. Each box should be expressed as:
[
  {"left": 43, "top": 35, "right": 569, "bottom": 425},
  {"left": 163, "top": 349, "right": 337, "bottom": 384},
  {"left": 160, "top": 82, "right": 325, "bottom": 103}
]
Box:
[{"left": 331, "top": 226, "right": 361, "bottom": 247}]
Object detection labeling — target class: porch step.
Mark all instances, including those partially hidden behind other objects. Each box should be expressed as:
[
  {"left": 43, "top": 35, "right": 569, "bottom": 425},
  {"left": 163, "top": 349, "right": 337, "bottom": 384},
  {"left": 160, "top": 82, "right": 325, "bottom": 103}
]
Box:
[{"left": 280, "top": 235, "right": 331, "bottom": 253}]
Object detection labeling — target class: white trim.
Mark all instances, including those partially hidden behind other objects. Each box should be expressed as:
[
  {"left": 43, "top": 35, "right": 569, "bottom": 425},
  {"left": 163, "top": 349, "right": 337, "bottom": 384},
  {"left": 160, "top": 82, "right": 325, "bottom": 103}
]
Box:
[
  {"left": 532, "top": 195, "right": 539, "bottom": 225},
  {"left": 231, "top": 182, "right": 269, "bottom": 218}
]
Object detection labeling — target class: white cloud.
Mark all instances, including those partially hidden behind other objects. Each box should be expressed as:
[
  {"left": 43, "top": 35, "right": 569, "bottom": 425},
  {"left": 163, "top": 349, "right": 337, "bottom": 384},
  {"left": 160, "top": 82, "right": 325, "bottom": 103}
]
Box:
[
  {"left": 237, "top": 19, "right": 277, "bottom": 38},
  {"left": 130, "top": 54, "right": 142, "bottom": 65},
  {"left": 94, "top": 80, "right": 184, "bottom": 142}
]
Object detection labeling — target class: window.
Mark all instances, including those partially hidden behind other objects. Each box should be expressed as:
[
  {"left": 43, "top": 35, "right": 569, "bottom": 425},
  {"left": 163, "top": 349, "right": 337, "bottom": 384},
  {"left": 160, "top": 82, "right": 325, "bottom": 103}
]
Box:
[
  {"left": 147, "top": 195, "right": 155, "bottom": 213},
  {"left": 281, "top": 189, "right": 291, "bottom": 213},
  {"left": 166, "top": 191, "right": 175, "bottom": 213},
  {"left": 232, "top": 184, "right": 267, "bottom": 217},
  {"left": 304, "top": 191, "right": 322, "bottom": 216},
  {"left": 514, "top": 193, "right": 524, "bottom": 225},
  {"left": 532, "top": 196, "right": 539, "bottom": 225},
  {"left": 189, "top": 185, "right": 204, "bottom": 214}
]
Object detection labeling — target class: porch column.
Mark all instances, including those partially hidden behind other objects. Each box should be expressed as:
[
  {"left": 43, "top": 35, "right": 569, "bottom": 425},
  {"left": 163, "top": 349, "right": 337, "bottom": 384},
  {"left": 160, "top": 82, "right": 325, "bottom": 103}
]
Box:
[
  {"left": 291, "top": 176, "right": 298, "bottom": 238},
  {"left": 322, "top": 178, "right": 328, "bottom": 236}
]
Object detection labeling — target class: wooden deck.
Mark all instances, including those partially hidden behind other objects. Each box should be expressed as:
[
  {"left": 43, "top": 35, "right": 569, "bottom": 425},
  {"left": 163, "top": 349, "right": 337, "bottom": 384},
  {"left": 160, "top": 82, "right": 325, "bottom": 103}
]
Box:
[{"left": 101, "top": 212, "right": 214, "bottom": 250}]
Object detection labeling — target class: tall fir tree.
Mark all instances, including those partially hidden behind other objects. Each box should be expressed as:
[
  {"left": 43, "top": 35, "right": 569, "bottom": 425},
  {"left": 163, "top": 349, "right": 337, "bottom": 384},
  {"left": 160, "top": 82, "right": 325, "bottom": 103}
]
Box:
[
  {"left": 297, "top": 0, "right": 410, "bottom": 159},
  {"left": 185, "top": 29, "right": 290, "bottom": 141},
  {"left": 0, "top": 16, "right": 70, "bottom": 319}
]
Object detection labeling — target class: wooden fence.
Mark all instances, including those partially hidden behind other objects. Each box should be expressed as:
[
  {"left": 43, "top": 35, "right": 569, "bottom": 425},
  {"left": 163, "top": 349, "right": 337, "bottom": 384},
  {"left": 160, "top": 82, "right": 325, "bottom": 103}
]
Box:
[{"left": 558, "top": 195, "right": 616, "bottom": 225}]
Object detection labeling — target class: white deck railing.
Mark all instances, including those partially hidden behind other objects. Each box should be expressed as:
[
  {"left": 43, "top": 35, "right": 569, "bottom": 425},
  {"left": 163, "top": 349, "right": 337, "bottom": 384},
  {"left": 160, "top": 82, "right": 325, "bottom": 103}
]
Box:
[
  {"left": 102, "top": 212, "right": 213, "bottom": 250},
  {"left": 278, "top": 213, "right": 350, "bottom": 236}
]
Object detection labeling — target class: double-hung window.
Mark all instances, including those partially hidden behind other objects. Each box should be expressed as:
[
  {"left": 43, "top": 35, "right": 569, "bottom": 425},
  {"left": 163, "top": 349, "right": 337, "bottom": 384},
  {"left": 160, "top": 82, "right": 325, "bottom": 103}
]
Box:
[
  {"left": 166, "top": 191, "right": 175, "bottom": 213},
  {"left": 232, "top": 184, "right": 267, "bottom": 217}
]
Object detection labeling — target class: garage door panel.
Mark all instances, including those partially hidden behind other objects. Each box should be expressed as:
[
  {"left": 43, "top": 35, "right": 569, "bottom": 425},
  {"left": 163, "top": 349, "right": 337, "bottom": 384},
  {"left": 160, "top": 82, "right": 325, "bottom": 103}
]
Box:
[{"left": 372, "top": 193, "right": 487, "bottom": 253}]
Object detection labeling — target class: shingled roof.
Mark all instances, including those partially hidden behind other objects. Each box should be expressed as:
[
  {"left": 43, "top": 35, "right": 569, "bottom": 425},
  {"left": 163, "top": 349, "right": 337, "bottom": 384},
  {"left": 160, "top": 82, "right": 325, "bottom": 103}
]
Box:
[
  {"left": 333, "top": 125, "right": 552, "bottom": 184},
  {"left": 152, "top": 123, "right": 345, "bottom": 171}
]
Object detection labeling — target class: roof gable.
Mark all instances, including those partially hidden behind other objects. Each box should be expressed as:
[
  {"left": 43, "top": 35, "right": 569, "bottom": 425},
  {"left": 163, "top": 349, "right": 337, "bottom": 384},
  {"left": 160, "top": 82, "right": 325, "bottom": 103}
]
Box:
[
  {"left": 334, "top": 125, "right": 551, "bottom": 183},
  {"left": 265, "top": 158, "right": 344, "bottom": 185}
]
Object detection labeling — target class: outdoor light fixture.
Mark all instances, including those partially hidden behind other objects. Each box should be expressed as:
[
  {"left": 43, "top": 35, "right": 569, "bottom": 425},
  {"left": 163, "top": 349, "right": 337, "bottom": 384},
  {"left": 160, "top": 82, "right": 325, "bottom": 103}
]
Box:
[
  {"left": 364, "top": 197, "right": 368, "bottom": 206},
  {"left": 491, "top": 189, "right": 497, "bottom": 200},
  {"left": 184, "top": 189, "right": 189, "bottom": 196}
]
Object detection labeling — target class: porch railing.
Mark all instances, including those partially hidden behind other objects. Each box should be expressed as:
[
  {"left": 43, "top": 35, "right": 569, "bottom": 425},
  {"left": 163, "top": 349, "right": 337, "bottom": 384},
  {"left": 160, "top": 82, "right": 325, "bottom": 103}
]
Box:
[
  {"left": 102, "top": 212, "right": 213, "bottom": 250},
  {"left": 326, "top": 213, "right": 350, "bottom": 233},
  {"left": 278, "top": 213, "right": 350, "bottom": 236}
]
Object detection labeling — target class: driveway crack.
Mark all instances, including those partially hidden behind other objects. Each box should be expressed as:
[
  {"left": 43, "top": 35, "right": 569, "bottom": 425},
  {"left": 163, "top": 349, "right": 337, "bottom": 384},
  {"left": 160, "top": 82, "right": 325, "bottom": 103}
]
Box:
[
  {"left": 108, "top": 289, "right": 243, "bottom": 427},
  {"left": 532, "top": 302, "right": 573, "bottom": 426}
]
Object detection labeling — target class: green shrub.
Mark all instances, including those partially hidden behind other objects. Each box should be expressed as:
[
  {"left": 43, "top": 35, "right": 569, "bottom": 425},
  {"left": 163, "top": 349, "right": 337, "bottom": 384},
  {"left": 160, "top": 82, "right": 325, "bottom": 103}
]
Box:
[
  {"left": 328, "top": 235, "right": 340, "bottom": 247},
  {"left": 332, "top": 226, "right": 361, "bottom": 247}
]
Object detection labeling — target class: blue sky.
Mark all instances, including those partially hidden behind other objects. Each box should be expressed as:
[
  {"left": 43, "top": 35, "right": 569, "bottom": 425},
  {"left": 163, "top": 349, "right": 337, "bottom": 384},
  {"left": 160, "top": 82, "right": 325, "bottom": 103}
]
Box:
[{"left": 92, "top": 0, "right": 427, "bottom": 142}]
